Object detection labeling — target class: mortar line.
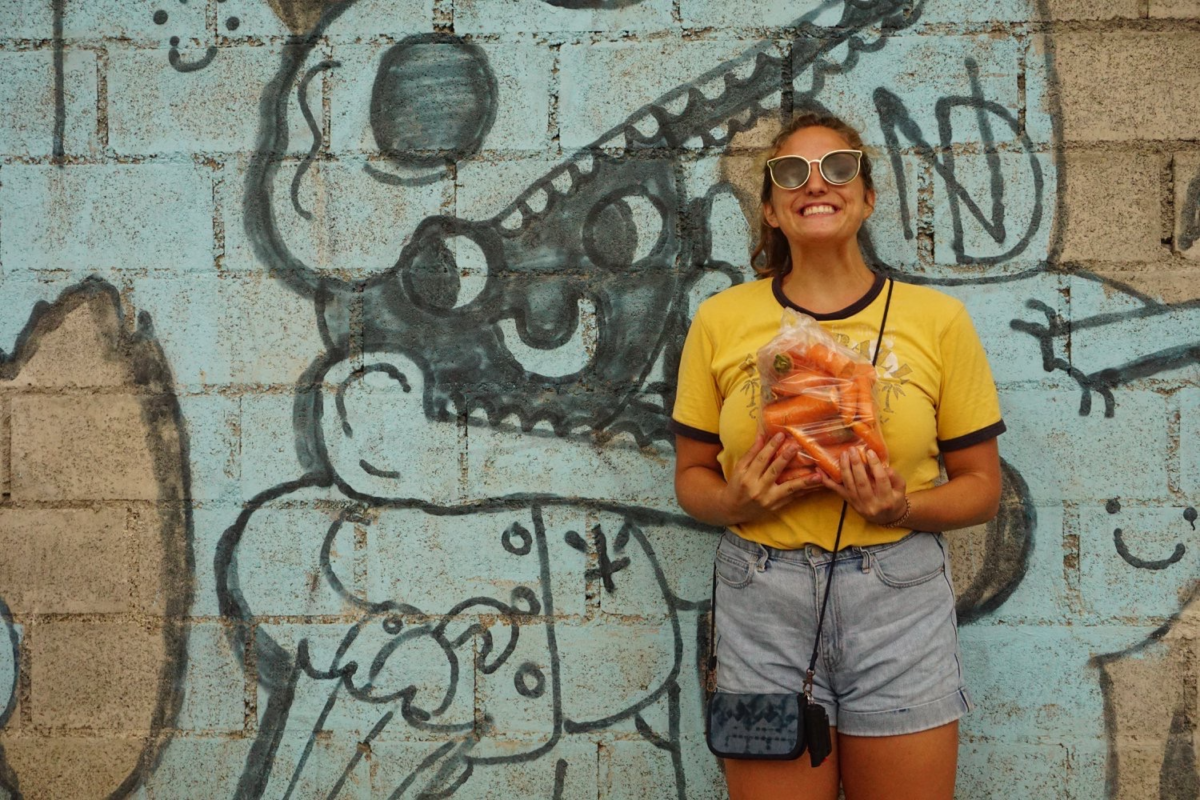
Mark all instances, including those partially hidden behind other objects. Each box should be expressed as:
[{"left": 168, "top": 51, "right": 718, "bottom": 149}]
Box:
[{"left": 51, "top": 0, "right": 65, "bottom": 164}]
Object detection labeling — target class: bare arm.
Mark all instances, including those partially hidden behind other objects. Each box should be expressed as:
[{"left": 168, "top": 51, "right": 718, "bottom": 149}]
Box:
[
  {"left": 674, "top": 431, "right": 824, "bottom": 527},
  {"left": 822, "top": 438, "right": 1002, "bottom": 531}
]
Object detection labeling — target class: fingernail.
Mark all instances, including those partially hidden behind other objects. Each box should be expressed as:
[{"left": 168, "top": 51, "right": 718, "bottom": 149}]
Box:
[
  {"left": 772, "top": 432, "right": 784, "bottom": 444},
  {"left": 866, "top": 450, "right": 878, "bottom": 461}
]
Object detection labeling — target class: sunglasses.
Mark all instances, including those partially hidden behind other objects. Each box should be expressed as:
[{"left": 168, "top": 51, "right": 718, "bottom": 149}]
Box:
[{"left": 766, "top": 150, "right": 863, "bottom": 190}]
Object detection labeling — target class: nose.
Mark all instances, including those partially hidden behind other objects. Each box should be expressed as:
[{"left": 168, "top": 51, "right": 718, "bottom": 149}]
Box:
[{"left": 804, "top": 162, "right": 830, "bottom": 193}]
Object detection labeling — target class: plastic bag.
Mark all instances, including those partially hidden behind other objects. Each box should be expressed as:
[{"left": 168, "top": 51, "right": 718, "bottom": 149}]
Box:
[{"left": 757, "top": 310, "right": 888, "bottom": 484}]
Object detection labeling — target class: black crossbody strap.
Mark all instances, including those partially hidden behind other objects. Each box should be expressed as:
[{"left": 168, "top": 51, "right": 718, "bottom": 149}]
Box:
[{"left": 804, "top": 278, "right": 893, "bottom": 694}]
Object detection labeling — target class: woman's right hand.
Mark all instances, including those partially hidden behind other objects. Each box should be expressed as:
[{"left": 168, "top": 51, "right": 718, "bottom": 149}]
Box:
[{"left": 720, "top": 432, "right": 824, "bottom": 523}]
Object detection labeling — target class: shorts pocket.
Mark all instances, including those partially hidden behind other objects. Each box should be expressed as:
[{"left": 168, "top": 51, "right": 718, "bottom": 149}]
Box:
[
  {"left": 714, "top": 548, "right": 755, "bottom": 589},
  {"left": 871, "top": 533, "right": 945, "bottom": 589}
]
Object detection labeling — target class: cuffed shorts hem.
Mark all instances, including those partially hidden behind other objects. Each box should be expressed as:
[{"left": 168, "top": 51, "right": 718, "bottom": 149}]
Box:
[{"left": 835, "top": 687, "right": 975, "bottom": 737}]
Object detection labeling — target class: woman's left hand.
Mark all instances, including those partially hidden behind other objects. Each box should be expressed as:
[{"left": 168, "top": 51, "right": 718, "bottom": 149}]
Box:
[{"left": 819, "top": 447, "right": 908, "bottom": 526}]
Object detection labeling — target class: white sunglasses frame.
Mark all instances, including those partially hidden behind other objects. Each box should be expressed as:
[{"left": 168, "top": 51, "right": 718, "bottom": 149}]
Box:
[{"left": 766, "top": 150, "right": 863, "bottom": 190}]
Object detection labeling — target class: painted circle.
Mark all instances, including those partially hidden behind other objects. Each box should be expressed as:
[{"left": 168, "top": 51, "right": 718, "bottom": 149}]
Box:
[
  {"left": 371, "top": 36, "right": 498, "bottom": 167},
  {"left": 502, "top": 523, "right": 533, "bottom": 556},
  {"left": 225, "top": 16, "right": 240, "bottom": 30},
  {"left": 153, "top": 9, "right": 168, "bottom": 24},
  {"left": 583, "top": 188, "right": 667, "bottom": 270},
  {"left": 514, "top": 662, "right": 546, "bottom": 698}
]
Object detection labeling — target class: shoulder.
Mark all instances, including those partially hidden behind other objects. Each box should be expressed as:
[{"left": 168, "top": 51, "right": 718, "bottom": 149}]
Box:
[
  {"left": 886, "top": 280, "right": 971, "bottom": 333},
  {"left": 693, "top": 276, "right": 776, "bottom": 322}
]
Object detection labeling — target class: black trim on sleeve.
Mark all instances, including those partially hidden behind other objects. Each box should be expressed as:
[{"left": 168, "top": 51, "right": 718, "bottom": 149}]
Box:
[
  {"left": 938, "top": 420, "right": 1007, "bottom": 452},
  {"left": 668, "top": 418, "right": 722, "bottom": 445}
]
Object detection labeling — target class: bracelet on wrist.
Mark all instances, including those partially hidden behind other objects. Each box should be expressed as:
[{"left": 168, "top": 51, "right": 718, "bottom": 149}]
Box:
[{"left": 882, "top": 496, "right": 912, "bottom": 529}]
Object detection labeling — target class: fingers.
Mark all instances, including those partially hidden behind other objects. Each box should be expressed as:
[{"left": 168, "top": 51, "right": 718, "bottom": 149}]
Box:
[{"left": 749, "top": 432, "right": 787, "bottom": 474}]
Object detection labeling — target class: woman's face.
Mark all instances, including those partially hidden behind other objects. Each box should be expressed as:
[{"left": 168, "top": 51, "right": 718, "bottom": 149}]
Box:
[{"left": 761, "top": 125, "right": 875, "bottom": 250}]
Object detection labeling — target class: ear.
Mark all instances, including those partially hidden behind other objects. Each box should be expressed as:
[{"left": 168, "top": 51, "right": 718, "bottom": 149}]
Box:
[
  {"left": 864, "top": 188, "right": 876, "bottom": 218},
  {"left": 762, "top": 199, "right": 781, "bottom": 229}
]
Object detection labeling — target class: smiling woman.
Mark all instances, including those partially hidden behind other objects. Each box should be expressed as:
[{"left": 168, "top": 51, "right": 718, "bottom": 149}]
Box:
[{"left": 671, "top": 112, "right": 1006, "bottom": 800}]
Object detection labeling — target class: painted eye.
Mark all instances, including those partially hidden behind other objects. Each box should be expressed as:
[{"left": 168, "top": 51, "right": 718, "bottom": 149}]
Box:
[
  {"left": 583, "top": 189, "right": 666, "bottom": 270},
  {"left": 403, "top": 230, "right": 490, "bottom": 312}
]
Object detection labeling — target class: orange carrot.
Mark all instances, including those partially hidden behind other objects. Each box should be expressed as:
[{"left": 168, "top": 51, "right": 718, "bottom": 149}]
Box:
[
  {"left": 762, "top": 392, "right": 839, "bottom": 428},
  {"left": 850, "top": 420, "right": 888, "bottom": 462},
  {"left": 772, "top": 370, "right": 840, "bottom": 397},
  {"left": 803, "top": 342, "right": 854, "bottom": 377},
  {"left": 785, "top": 425, "right": 842, "bottom": 482}
]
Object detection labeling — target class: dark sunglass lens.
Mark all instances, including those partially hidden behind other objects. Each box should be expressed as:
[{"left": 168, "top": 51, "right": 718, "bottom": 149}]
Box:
[
  {"left": 821, "top": 152, "right": 859, "bottom": 184},
  {"left": 771, "top": 158, "right": 810, "bottom": 189}
]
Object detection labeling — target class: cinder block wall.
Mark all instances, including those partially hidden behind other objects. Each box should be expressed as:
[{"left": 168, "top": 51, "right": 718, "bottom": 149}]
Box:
[{"left": 0, "top": 1, "right": 1197, "bottom": 797}]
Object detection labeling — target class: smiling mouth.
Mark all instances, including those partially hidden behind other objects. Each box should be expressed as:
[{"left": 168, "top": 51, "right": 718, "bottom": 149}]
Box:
[{"left": 800, "top": 204, "right": 838, "bottom": 217}]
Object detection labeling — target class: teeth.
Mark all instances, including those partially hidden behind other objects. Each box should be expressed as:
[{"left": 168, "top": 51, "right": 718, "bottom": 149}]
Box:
[
  {"left": 708, "top": 124, "right": 728, "bottom": 143},
  {"left": 802, "top": 205, "right": 836, "bottom": 216},
  {"left": 758, "top": 90, "right": 782, "bottom": 112},
  {"left": 600, "top": 130, "right": 628, "bottom": 150},
  {"left": 732, "top": 54, "right": 759, "bottom": 81},
  {"left": 526, "top": 186, "right": 549, "bottom": 214},
  {"left": 663, "top": 93, "right": 689, "bottom": 116},
  {"left": 574, "top": 152, "right": 595, "bottom": 175},
  {"left": 683, "top": 135, "right": 703, "bottom": 149},
  {"left": 551, "top": 169, "right": 574, "bottom": 195},
  {"left": 500, "top": 208, "right": 525, "bottom": 230},
  {"left": 632, "top": 114, "right": 659, "bottom": 140},
  {"left": 699, "top": 74, "right": 726, "bottom": 100}
]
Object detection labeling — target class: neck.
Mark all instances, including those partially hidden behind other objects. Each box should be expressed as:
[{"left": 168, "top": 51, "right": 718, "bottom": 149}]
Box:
[{"left": 779, "top": 241, "right": 876, "bottom": 314}]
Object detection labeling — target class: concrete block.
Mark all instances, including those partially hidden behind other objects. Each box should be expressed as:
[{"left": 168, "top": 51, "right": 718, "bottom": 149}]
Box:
[
  {"left": 864, "top": 152, "right": 922, "bottom": 271},
  {"left": 1177, "top": 388, "right": 1200, "bottom": 497},
  {"left": 329, "top": 42, "right": 552, "bottom": 155},
  {"left": 998, "top": 389, "right": 1169, "bottom": 504},
  {"left": 463, "top": 418, "right": 678, "bottom": 511},
  {"left": 189, "top": 507, "right": 244, "bottom": 617},
  {"left": 958, "top": 625, "right": 1146, "bottom": 744},
  {"left": 938, "top": 272, "right": 1066, "bottom": 386},
  {"left": 239, "top": 391, "right": 312, "bottom": 500},
  {"left": 0, "top": 276, "right": 79, "bottom": 357},
  {"left": 932, "top": 151, "right": 1056, "bottom": 272},
  {"left": 456, "top": 0, "right": 673, "bottom": 33},
  {"left": 316, "top": 362, "right": 463, "bottom": 505},
  {"left": 914, "top": 0, "right": 1051, "bottom": 23},
  {"left": 456, "top": 157, "right": 559, "bottom": 223},
  {"left": 604, "top": 734, "right": 722, "bottom": 800},
  {"left": 554, "top": 619, "right": 677, "bottom": 731},
  {"left": 0, "top": 508, "right": 132, "bottom": 614},
  {"left": 1150, "top": 0, "right": 1200, "bottom": 16},
  {"left": 809, "top": 36, "right": 1022, "bottom": 150},
  {"left": 133, "top": 276, "right": 234, "bottom": 389},
  {"left": 1078, "top": 503, "right": 1200, "bottom": 623},
  {"left": 176, "top": 623, "right": 245, "bottom": 732},
  {"left": 1066, "top": 273, "right": 1200, "bottom": 386},
  {"left": 1042, "top": 0, "right": 1140, "bottom": 18},
  {"left": 1058, "top": 150, "right": 1163, "bottom": 264},
  {"left": 0, "top": 618, "right": 17, "bottom": 729},
  {"left": 175, "top": 393, "right": 240, "bottom": 502},
  {"left": 0, "top": 50, "right": 97, "bottom": 158},
  {"left": 107, "top": 46, "right": 316, "bottom": 156},
  {"left": 591, "top": 509, "right": 710, "bottom": 617},
  {"left": 63, "top": 0, "right": 206, "bottom": 43},
  {"left": 0, "top": 164, "right": 214, "bottom": 276},
  {"left": 681, "top": 0, "right": 844, "bottom": 27},
  {"left": 473, "top": 620, "right": 557, "bottom": 741},
  {"left": 0, "top": 735, "right": 148, "bottom": 800},
  {"left": 6, "top": 284, "right": 136, "bottom": 389},
  {"left": 960, "top": 504, "right": 1071, "bottom": 625},
  {"left": 1027, "top": 33, "right": 1200, "bottom": 143},
  {"left": 1174, "top": 153, "right": 1200, "bottom": 260},
  {"left": 138, "top": 737, "right": 254, "bottom": 799},
  {"left": 366, "top": 505, "right": 587, "bottom": 618},
  {"left": 956, "top": 743, "right": 1072, "bottom": 799},
  {"left": 11, "top": 395, "right": 162, "bottom": 501},
  {"left": 0, "top": 0, "right": 53, "bottom": 39},
  {"left": 559, "top": 40, "right": 780, "bottom": 150},
  {"left": 30, "top": 620, "right": 166, "bottom": 729},
  {"left": 221, "top": 155, "right": 453, "bottom": 279},
  {"left": 371, "top": 738, "right": 596, "bottom": 798},
  {"left": 254, "top": 732, "right": 371, "bottom": 799},
  {"left": 222, "top": 0, "right": 432, "bottom": 40},
  {"left": 224, "top": 275, "right": 325, "bottom": 385},
  {"left": 227, "top": 505, "right": 358, "bottom": 617}
]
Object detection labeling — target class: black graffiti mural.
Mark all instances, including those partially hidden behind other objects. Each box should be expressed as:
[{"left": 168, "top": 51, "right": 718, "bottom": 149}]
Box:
[
  {"left": 215, "top": 0, "right": 1054, "bottom": 795},
  {"left": 0, "top": 280, "right": 194, "bottom": 799}
]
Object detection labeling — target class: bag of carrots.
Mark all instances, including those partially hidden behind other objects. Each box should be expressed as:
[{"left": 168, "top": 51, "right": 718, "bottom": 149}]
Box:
[{"left": 757, "top": 311, "right": 888, "bottom": 485}]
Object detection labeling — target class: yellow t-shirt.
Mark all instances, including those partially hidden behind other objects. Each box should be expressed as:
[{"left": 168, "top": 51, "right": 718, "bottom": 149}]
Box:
[{"left": 670, "top": 273, "right": 1005, "bottom": 550}]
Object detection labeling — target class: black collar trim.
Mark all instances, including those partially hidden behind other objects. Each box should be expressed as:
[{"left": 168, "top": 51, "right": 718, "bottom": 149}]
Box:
[{"left": 771, "top": 271, "right": 886, "bottom": 320}]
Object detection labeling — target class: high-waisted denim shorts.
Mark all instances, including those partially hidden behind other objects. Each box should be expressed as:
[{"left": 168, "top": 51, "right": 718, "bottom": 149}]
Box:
[{"left": 713, "top": 529, "right": 973, "bottom": 737}]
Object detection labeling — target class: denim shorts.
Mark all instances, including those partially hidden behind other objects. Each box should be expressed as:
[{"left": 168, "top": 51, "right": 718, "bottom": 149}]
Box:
[{"left": 713, "top": 529, "right": 973, "bottom": 737}]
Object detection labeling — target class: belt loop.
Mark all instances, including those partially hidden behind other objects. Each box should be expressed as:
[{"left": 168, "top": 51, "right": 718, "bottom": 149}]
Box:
[
  {"left": 756, "top": 545, "right": 769, "bottom": 573},
  {"left": 861, "top": 549, "right": 872, "bottom": 574}
]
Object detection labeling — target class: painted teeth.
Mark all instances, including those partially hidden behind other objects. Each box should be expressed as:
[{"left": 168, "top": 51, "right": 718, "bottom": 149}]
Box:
[
  {"left": 500, "top": 208, "right": 524, "bottom": 230},
  {"left": 526, "top": 187, "right": 549, "bottom": 214},
  {"left": 574, "top": 152, "right": 595, "bottom": 175},
  {"left": 551, "top": 169, "right": 574, "bottom": 194},
  {"left": 632, "top": 114, "right": 659, "bottom": 139},
  {"left": 699, "top": 75, "right": 725, "bottom": 100},
  {"left": 663, "top": 93, "right": 689, "bottom": 116}
]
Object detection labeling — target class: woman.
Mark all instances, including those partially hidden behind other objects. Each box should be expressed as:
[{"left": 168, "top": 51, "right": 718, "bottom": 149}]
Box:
[{"left": 671, "top": 112, "right": 1004, "bottom": 800}]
